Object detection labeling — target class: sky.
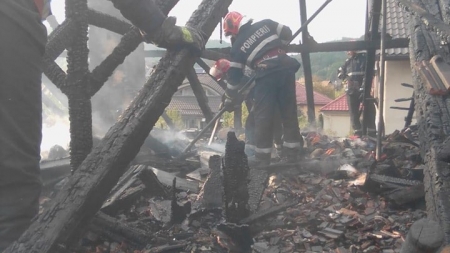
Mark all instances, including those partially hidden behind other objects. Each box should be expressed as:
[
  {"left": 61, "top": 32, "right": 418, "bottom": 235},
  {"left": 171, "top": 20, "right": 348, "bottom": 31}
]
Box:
[{"left": 50, "top": 0, "right": 367, "bottom": 43}]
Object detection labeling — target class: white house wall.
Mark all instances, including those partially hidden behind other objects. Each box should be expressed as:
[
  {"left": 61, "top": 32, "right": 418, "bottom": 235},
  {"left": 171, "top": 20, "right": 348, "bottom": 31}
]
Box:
[
  {"left": 383, "top": 60, "right": 414, "bottom": 134},
  {"left": 321, "top": 111, "right": 352, "bottom": 137}
]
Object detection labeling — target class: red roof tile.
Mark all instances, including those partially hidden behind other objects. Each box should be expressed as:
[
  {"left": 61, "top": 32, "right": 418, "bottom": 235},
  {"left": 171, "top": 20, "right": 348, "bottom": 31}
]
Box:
[
  {"left": 295, "top": 82, "right": 333, "bottom": 106},
  {"left": 320, "top": 94, "right": 349, "bottom": 112}
]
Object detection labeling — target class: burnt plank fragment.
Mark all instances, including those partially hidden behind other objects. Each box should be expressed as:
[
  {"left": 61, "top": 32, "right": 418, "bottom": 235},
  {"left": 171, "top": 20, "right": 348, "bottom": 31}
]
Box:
[
  {"left": 89, "top": 212, "right": 154, "bottom": 248},
  {"left": 196, "top": 155, "right": 224, "bottom": 209},
  {"left": 187, "top": 67, "right": 214, "bottom": 122},
  {"left": 4, "top": 0, "right": 231, "bottom": 251},
  {"left": 223, "top": 132, "right": 250, "bottom": 222}
]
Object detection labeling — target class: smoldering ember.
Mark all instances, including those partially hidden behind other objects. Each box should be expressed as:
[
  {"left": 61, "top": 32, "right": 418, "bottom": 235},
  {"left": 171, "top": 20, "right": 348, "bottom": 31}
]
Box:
[{"left": 4, "top": 0, "right": 450, "bottom": 253}]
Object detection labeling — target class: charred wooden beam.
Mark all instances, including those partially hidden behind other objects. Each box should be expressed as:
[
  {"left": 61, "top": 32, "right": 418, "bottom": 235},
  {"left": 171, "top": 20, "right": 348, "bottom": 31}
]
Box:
[
  {"left": 408, "top": 0, "right": 450, "bottom": 243},
  {"left": 43, "top": 56, "right": 67, "bottom": 90},
  {"left": 89, "top": 212, "right": 154, "bottom": 248},
  {"left": 195, "top": 155, "right": 223, "bottom": 209},
  {"left": 88, "top": 0, "right": 179, "bottom": 97},
  {"left": 4, "top": 0, "right": 231, "bottom": 251},
  {"left": 89, "top": 28, "right": 143, "bottom": 96},
  {"left": 65, "top": 0, "right": 91, "bottom": 171},
  {"left": 398, "top": 0, "right": 450, "bottom": 43},
  {"left": 187, "top": 68, "right": 214, "bottom": 122},
  {"left": 202, "top": 38, "right": 409, "bottom": 56},
  {"left": 45, "top": 19, "right": 76, "bottom": 61},
  {"left": 87, "top": 8, "right": 132, "bottom": 35},
  {"left": 299, "top": 0, "right": 316, "bottom": 124},
  {"left": 362, "top": 0, "right": 382, "bottom": 135},
  {"left": 223, "top": 132, "right": 250, "bottom": 223},
  {"left": 139, "top": 167, "right": 170, "bottom": 198},
  {"left": 170, "top": 178, "right": 192, "bottom": 224}
]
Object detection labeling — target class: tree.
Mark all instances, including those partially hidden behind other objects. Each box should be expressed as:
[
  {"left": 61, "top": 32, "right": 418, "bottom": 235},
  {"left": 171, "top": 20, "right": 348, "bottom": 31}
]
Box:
[
  {"left": 222, "top": 103, "right": 249, "bottom": 128},
  {"left": 155, "top": 109, "right": 184, "bottom": 129}
]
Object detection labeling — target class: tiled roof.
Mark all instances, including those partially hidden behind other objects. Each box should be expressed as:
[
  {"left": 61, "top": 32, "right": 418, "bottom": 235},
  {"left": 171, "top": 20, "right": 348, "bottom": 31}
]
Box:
[
  {"left": 166, "top": 96, "right": 223, "bottom": 116},
  {"left": 296, "top": 82, "right": 333, "bottom": 106},
  {"left": 320, "top": 94, "right": 349, "bottom": 112},
  {"left": 368, "top": 0, "right": 410, "bottom": 56},
  {"left": 196, "top": 73, "right": 225, "bottom": 95}
]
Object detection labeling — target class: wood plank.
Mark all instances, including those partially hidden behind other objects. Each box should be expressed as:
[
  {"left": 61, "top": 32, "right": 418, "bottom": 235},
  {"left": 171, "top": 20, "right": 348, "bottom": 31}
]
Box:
[{"left": 148, "top": 167, "right": 199, "bottom": 193}]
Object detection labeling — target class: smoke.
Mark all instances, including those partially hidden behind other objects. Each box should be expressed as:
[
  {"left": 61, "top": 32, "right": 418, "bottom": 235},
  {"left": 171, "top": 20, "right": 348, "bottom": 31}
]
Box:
[
  {"left": 88, "top": 0, "right": 145, "bottom": 136},
  {"left": 41, "top": 114, "right": 70, "bottom": 160}
]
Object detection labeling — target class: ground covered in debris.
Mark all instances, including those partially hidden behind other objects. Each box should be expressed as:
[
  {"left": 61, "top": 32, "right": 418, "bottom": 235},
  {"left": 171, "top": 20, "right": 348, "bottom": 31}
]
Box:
[{"left": 40, "top": 126, "right": 426, "bottom": 253}]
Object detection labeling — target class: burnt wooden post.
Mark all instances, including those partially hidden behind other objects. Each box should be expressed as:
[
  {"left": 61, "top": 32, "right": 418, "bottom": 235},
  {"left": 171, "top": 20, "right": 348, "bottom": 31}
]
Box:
[
  {"left": 400, "top": 218, "right": 443, "bottom": 253},
  {"left": 299, "top": 0, "right": 316, "bottom": 125},
  {"left": 4, "top": 0, "right": 232, "bottom": 252},
  {"left": 361, "top": 0, "right": 381, "bottom": 136},
  {"left": 187, "top": 67, "right": 214, "bottom": 122},
  {"left": 65, "top": 0, "right": 92, "bottom": 171},
  {"left": 399, "top": 0, "right": 450, "bottom": 243},
  {"left": 223, "top": 132, "right": 250, "bottom": 222}
]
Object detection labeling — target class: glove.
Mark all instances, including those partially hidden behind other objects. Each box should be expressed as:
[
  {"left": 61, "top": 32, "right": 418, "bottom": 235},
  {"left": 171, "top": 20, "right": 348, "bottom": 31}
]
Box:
[{"left": 223, "top": 89, "right": 239, "bottom": 112}]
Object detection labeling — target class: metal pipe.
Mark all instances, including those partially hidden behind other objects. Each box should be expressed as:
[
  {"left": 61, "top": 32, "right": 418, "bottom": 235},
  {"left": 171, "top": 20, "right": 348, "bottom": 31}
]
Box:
[
  {"left": 292, "top": 0, "right": 333, "bottom": 42},
  {"left": 376, "top": 0, "right": 387, "bottom": 160}
]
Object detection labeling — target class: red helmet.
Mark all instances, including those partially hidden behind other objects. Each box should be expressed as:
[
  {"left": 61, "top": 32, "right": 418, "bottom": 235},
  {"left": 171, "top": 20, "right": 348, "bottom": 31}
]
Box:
[
  {"left": 223, "top": 11, "right": 244, "bottom": 37},
  {"left": 209, "top": 59, "right": 230, "bottom": 81}
]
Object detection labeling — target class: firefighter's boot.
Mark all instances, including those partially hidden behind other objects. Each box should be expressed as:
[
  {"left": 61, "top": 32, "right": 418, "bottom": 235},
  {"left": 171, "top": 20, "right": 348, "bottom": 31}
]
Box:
[
  {"left": 152, "top": 17, "right": 205, "bottom": 54},
  {"left": 247, "top": 153, "right": 271, "bottom": 167}
]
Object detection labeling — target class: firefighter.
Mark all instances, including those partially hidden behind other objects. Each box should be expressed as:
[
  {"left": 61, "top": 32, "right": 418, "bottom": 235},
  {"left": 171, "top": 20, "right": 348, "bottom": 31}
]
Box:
[
  {"left": 110, "top": 0, "right": 204, "bottom": 52},
  {"left": 221, "top": 11, "right": 302, "bottom": 166},
  {"left": 337, "top": 50, "right": 376, "bottom": 136},
  {"left": 209, "top": 59, "right": 284, "bottom": 159},
  {"left": 0, "top": 0, "right": 50, "bottom": 250}
]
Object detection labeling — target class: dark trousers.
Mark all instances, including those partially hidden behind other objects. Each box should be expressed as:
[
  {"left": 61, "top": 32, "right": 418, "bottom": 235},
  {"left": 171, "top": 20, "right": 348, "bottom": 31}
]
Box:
[
  {"left": 252, "top": 69, "right": 301, "bottom": 157},
  {"left": 245, "top": 95, "right": 282, "bottom": 149},
  {"left": 0, "top": 13, "right": 44, "bottom": 251},
  {"left": 346, "top": 89, "right": 376, "bottom": 133}
]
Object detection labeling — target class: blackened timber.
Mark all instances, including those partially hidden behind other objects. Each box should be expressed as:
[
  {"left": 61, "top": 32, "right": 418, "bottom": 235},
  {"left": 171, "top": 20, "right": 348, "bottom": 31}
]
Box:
[
  {"left": 203, "top": 38, "right": 409, "bottom": 55},
  {"left": 89, "top": 28, "right": 143, "bottom": 96},
  {"left": 45, "top": 19, "right": 76, "bottom": 61},
  {"left": 65, "top": 0, "right": 91, "bottom": 171},
  {"left": 145, "top": 49, "right": 231, "bottom": 62},
  {"left": 88, "top": 0, "right": 179, "bottom": 97},
  {"left": 43, "top": 56, "right": 67, "bottom": 90},
  {"left": 408, "top": 1, "right": 450, "bottom": 243},
  {"left": 87, "top": 8, "right": 132, "bottom": 35},
  {"left": 4, "top": 0, "right": 232, "bottom": 251},
  {"left": 362, "top": 0, "right": 381, "bottom": 135},
  {"left": 196, "top": 155, "right": 223, "bottom": 209},
  {"left": 299, "top": 0, "right": 315, "bottom": 124},
  {"left": 187, "top": 68, "right": 214, "bottom": 122},
  {"left": 196, "top": 58, "right": 227, "bottom": 90},
  {"left": 223, "top": 132, "right": 250, "bottom": 223},
  {"left": 90, "top": 212, "right": 154, "bottom": 248},
  {"left": 398, "top": 0, "right": 450, "bottom": 43}
]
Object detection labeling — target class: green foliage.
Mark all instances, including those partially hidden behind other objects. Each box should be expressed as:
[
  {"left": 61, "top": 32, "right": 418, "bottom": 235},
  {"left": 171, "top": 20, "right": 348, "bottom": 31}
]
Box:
[
  {"left": 222, "top": 103, "right": 249, "bottom": 128},
  {"left": 155, "top": 109, "right": 184, "bottom": 129},
  {"left": 293, "top": 51, "right": 347, "bottom": 81}
]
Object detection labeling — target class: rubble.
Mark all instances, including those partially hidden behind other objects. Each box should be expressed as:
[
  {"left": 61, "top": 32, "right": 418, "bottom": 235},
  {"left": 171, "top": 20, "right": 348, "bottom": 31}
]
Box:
[{"left": 36, "top": 123, "right": 432, "bottom": 253}]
